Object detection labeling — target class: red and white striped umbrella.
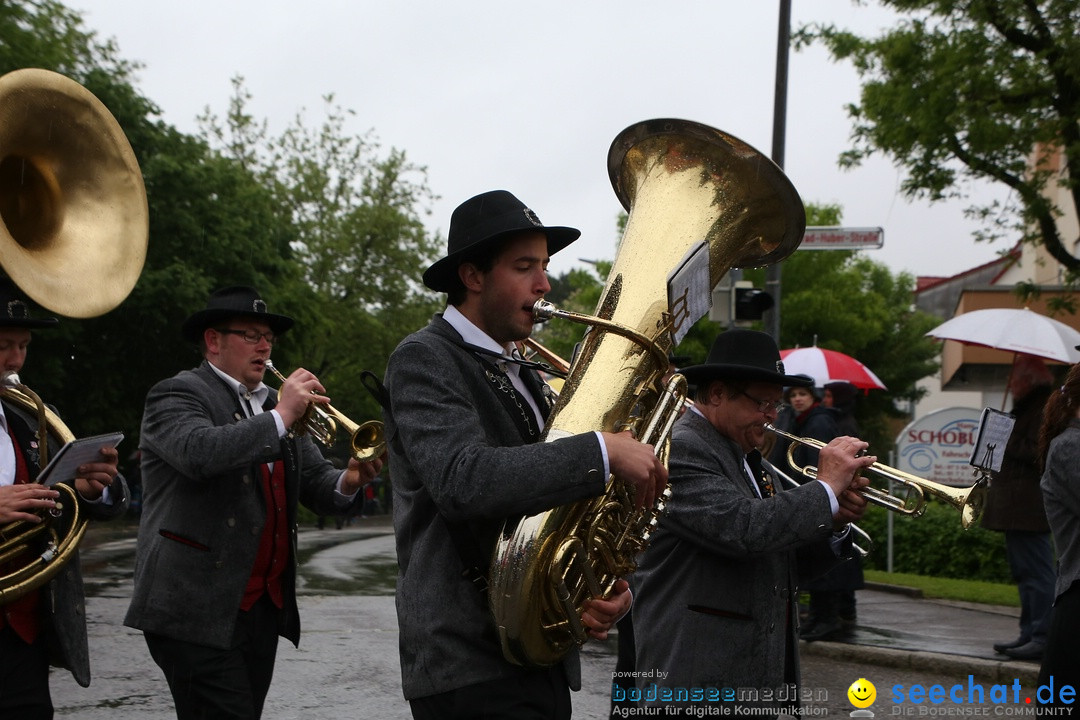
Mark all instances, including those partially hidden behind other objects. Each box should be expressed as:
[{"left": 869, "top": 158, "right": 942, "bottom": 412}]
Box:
[{"left": 779, "top": 347, "right": 887, "bottom": 390}]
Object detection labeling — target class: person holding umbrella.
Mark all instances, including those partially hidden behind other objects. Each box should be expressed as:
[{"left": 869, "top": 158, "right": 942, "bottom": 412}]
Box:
[{"left": 984, "top": 354, "right": 1056, "bottom": 661}]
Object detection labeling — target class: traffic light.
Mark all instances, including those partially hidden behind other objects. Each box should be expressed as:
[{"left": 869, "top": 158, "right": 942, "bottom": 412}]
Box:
[
  {"left": 734, "top": 285, "right": 774, "bottom": 321},
  {"left": 709, "top": 280, "right": 774, "bottom": 327}
]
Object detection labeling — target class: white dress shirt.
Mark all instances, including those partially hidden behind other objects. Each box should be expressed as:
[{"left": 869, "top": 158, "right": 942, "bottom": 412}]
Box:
[{"left": 442, "top": 305, "right": 611, "bottom": 475}]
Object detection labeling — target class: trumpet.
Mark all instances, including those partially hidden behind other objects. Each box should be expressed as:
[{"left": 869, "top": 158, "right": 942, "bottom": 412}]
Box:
[
  {"left": 762, "top": 457, "right": 873, "bottom": 558},
  {"left": 264, "top": 361, "right": 385, "bottom": 463},
  {"left": 765, "top": 424, "right": 988, "bottom": 530}
]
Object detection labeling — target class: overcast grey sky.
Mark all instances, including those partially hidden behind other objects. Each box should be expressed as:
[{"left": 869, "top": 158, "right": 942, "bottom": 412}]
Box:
[{"left": 71, "top": 0, "right": 1010, "bottom": 280}]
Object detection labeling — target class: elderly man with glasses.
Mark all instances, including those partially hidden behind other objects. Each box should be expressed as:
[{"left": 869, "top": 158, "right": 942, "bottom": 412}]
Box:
[
  {"left": 626, "top": 329, "right": 873, "bottom": 719},
  {"left": 125, "top": 286, "right": 383, "bottom": 720}
]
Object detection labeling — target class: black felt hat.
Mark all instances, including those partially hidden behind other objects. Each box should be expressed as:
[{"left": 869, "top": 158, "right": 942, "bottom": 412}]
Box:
[
  {"left": 0, "top": 278, "right": 58, "bottom": 329},
  {"left": 680, "top": 329, "right": 813, "bottom": 387},
  {"left": 423, "top": 190, "right": 580, "bottom": 292},
  {"left": 181, "top": 286, "right": 294, "bottom": 343}
]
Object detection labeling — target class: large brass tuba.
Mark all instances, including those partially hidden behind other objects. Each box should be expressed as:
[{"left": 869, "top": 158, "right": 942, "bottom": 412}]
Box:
[
  {"left": 0, "top": 373, "right": 83, "bottom": 604},
  {"left": 0, "top": 68, "right": 148, "bottom": 601},
  {"left": 488, "top": 119, "right": 806, "bottom": 667}
]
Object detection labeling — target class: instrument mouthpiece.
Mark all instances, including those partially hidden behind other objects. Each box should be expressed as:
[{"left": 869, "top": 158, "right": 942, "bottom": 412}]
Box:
[
  {"left": 1, "top": 371, "right": 20, "bottom": 387},
  {"left": 532, "top": 299, "right": 557, "bottom": 322}
]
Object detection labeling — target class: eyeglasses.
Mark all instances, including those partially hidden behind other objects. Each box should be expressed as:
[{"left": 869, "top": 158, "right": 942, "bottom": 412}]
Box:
[
  {"left": 215, "top": 328, "right": 276, "bottom": 346},
  {"left": 740, "top": 389, "right": 784, "bottom": 416}
]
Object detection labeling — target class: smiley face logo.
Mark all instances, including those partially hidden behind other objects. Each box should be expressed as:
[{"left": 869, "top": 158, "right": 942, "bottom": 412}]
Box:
[{"left": 847, "top": 678, "right": 876, "bottom": 708}]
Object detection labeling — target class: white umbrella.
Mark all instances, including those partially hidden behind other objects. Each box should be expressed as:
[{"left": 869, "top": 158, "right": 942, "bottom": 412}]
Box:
[{"left": 925, "top": 307, "right": 1080, "bottom": 365}]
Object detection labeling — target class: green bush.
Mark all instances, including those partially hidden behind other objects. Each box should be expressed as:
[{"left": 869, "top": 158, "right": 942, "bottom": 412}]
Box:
[{"left": 857, "top": 499, "right": 1011, "bottom": 583}]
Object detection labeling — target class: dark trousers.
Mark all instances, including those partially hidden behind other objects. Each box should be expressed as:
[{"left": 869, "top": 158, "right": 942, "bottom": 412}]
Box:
[
  {"left": 1038, "top": 580, "right": 1080, "bottom": 707},
  {"left": 409, "top": 665, "right": 571, "bottom": 720},
  {"left": 0, "top": 625, "right": 52, "bottom": 720},
  {"left": 145, "top": 595, "right": 281, "bottom": 720},
  {"left": 1005, "top": 530, "right": 1055, "bottom": 644}
]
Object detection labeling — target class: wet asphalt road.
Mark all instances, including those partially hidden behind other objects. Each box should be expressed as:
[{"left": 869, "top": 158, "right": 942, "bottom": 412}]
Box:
[{"left": 51, "top": 519, "right": 1047, "bottom": 719}]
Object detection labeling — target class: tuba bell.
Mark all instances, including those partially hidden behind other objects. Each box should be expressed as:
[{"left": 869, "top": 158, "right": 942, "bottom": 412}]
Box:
[
  {"left": 0, "top": 68, "right": 148, "bottom": 601},
  {"left": 488, "top": 119, "right": 806, "bottom": 667}
]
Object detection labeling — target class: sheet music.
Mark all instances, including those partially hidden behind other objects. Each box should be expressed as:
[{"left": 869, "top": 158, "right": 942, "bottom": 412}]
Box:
[
  {"left": 666, "top": 240, "right": 711, "bottom": 346},
  {"left": 37, "top": 431, "right": 124, "bottom": 487},
  {"left": 969, "top": 408, "right": 1015, "bottom": 473}
]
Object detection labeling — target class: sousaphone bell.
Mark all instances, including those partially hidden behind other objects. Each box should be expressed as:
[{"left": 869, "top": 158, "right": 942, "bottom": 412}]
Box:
[{"left": 0, "top": 67, "right": 148, "bottom": 602}]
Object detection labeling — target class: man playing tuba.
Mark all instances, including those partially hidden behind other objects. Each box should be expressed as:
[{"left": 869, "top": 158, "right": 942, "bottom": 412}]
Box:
[
  {"left": 0, "top": 278, "right": 129, "bottom": 719},
  {"left": 383, "top": 190, "right": 667, "bottom": 719}
]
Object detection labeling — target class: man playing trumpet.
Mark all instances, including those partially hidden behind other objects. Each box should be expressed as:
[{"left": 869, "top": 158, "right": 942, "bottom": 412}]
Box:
[
  {"left": 629, "top": 329, "right": 873, "bottom": 717},
  {"left": 125, "top": 286, "right": 383, "bottom": 720}
]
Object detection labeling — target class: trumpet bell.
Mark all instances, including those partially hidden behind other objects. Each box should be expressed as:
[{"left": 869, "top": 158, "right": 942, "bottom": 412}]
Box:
[
  {"left": 350, "top": 420, "right": 386, "bottom": 463},
  {"left": 0, "top": 68, "right": 148, "bottom": 317}
]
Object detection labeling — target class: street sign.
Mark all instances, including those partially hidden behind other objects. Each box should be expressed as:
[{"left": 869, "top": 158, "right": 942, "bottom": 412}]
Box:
[{"left": 800, "top": 226, "right": 883, "bottom": 250}]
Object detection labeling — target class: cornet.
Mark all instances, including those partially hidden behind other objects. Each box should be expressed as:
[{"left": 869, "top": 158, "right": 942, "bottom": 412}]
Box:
[
  {"left": 761, "top": 456, "right": 873, "bottom": 558},
  {"left": 765, "top": 423, "right": 988, "bottom": 530},
  {"left": 264, "top": 361, "right": 385, "bottom": 463}
]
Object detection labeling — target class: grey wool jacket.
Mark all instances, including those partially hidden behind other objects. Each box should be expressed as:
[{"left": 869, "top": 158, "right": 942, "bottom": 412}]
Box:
[
  {"left": 384, "top": 314, "right": 609, "bottom": 700},
  {"left": 632, "top": 409, "right": 854, "bottom": 704}
]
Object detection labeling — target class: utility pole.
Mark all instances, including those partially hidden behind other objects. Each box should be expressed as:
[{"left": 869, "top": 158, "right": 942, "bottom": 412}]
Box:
[{"left": 765, "top": 0, "right": 792, "bottom": 342}]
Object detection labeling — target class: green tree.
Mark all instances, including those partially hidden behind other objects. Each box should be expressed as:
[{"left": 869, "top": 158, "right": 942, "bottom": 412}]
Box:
[
  {"left": 198, "top": 78, "right": 442, "bottom": 423},
  {"left": 744, "top": 203, "right": 942, "bottom": 450},
  {"left": 1, "top": 1, "right": 314, "bottom": 449},
  {"left": 795, "top": 1, "right": 1080, "bottom": 283}
]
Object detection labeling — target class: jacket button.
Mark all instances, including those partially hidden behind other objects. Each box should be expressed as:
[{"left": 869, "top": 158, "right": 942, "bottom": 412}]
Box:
[
  {"left": 227, "top": 518, "right": 236, "bottom": 527},
  {"left": 251, "top": 527, "right": 260, "bottom": 536},
  {"left": 242, "top": 475, "right": 251, "bottom": 485},
  {"left": 215, "top": 561, "right": 223, "bottom": 569}
]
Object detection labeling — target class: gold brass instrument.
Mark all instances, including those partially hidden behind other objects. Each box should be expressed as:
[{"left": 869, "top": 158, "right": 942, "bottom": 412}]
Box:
[
  {"left": 264, "top": 360, "right": 386, "bottom": 462},
  {"left": 0, "top": 68, "right": 148, "bottom": 601},
  {"left": 0, "top": 68, "right": 148, "bottom": 317},
  {"left": 765, "top": 423, "right": 988, "bottom": 530},
  {"left": 0, "top": 372, "right": 84, "bottom": 604},
  {"left": 762, "top": 456, "right": 873, "bottom": 558},
  {"left": 489, "top": 119, "right": 806, "bottom": 667}
]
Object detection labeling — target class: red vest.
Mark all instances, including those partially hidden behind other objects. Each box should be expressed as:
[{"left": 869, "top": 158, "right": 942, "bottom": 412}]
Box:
[
  {"left": 0, "top": 422, "right": 42, "bottom": 643},
  {"left": 240, "top": 460, "right": 288, "bottom": 610}
]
